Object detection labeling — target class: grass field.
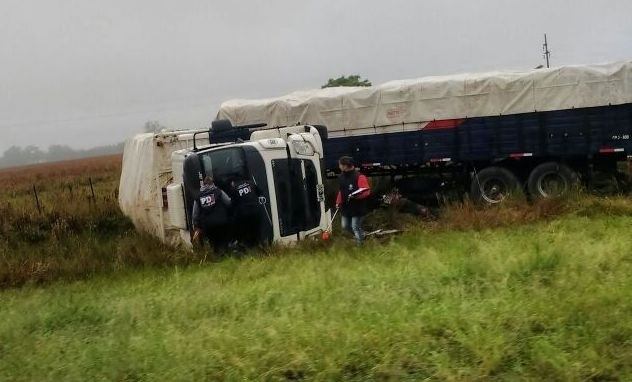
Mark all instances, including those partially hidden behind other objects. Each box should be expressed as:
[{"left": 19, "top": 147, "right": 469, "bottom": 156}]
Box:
[
  {"left": 0, "top": 155, "right": 198, "bottom": 288},
  {"left": 2, "top": 212, "right": 631, "bottom": 380},
  {"left": 1, "top": 157, "right": 632, "bottom": 380}
]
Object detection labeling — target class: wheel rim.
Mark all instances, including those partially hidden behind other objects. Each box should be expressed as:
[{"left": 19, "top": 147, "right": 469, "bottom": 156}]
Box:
[
  {"left": 481, "top": 178, "right": 509, "bottom": 204},
  {"left": 537, "top": 171, "right": 567, "bottom": 197}
]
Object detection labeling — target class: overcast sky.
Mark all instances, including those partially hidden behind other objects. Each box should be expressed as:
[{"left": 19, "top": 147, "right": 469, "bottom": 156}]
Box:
[{"left": 1, "top": 0, "right": 631, "bottom": 153}]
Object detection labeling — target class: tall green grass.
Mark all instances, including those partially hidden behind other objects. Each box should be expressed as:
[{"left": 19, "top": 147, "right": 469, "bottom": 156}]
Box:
[
  {"left": 2, "top": 158, "right": 631, "bottom": 379},
  {"left": 0, "top": 178, "right": 200, "bottom": 288},
  {"left": 3, "top": 185, "right": 632, "bottom": 288},
  {"left": 1, "top": 213, "right": 631, "bottom": 380}
]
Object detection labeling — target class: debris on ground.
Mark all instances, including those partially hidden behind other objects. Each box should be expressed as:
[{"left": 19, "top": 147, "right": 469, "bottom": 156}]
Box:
[{"left": 381, "top": 188, "right": 437, "bottom": 219}]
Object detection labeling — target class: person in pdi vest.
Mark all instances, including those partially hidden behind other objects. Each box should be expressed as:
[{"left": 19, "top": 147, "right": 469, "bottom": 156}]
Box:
[
  {"left": 192, "top": 176, "right": 232, "bottom": 251},
  {"left": 228, "top": 177, "right": 262, "bottom": 246},
  {"left": 335, "top": 156, "right": 371, "bottom": 244}
]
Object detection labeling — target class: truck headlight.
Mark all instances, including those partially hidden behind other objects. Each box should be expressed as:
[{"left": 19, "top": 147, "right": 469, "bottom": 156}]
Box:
[{"left": 293, "top": 141, "right": 314, "bottom": 156}]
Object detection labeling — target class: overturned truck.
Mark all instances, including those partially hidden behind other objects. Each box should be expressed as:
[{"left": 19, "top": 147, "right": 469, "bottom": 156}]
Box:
[
  {"left": 217, "top": 60, "right": 632, "bottom": 203},
  {"left": 119, "top": 125, "right": 330, "bottom": 247}
]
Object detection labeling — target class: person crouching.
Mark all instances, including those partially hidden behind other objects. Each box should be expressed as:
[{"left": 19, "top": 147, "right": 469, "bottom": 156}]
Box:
[{"left": 192, "top": 176, "right": 232, "bottom": 252}]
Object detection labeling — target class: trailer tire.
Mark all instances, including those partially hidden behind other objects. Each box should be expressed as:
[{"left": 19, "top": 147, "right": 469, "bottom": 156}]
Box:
[
  {"left": 470, "top": 166, "right": 522, "bottom": 205},
  {"left": 527, "top": 162, "right": 579, "bottom": 199}
]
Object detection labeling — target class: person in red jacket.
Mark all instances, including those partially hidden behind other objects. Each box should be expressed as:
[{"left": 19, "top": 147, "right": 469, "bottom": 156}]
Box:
[{"left": 335, "top": 156, "right": 371, "bottom": 244}]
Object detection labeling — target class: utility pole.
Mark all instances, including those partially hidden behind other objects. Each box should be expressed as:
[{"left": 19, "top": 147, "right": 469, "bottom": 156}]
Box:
[{"left": 542, "top": 33, "right": 551, "bottom": 68}]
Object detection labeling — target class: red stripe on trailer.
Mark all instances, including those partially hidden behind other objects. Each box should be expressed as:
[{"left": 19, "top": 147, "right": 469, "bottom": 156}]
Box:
[
  {"left": 599, "top": 147, "right": 625, "bottom": 153},
  {"left": 510, "top": 152, "right": 533, "bottom": 158},
  {"left": 424, "top": 119, "right": 465, "bottom": 130}
]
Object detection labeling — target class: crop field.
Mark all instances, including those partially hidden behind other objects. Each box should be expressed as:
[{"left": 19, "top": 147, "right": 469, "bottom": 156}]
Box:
[
  {"left": 0, "top": 155, "right": 199, "bottom": 288},
  {"left": 1, "top": 157, "right": 631, "bottom": 380}
]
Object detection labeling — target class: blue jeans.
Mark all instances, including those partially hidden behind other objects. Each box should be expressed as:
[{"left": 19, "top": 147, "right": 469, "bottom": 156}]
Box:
[{"left": 341, "top": 215, "right": 365, "bottom": 244}]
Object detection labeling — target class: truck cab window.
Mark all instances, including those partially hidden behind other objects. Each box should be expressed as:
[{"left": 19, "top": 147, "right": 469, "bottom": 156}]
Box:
[{"left": 199, "top": 148, "right": 248, "bottom": 189}]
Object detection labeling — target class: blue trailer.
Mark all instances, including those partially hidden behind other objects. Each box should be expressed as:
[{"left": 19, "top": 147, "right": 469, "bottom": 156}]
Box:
[{"left": 215, "top": 61, "right": 632, "bottom": 203}]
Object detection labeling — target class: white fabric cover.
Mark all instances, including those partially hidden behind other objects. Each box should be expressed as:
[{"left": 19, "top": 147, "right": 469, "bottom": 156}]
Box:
[
  {"left": 217, "top": 61, "right": 632, "bottom": 137},
  {"left": 119, "top": 131, "right": 208, "bottom": 245},
  {"left": 119, "top": 133, "right": 159, "bottom": 237}
]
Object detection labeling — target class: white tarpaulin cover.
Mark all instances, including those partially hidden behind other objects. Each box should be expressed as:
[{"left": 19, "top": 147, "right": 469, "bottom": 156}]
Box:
[
  {"left": 119, "top": 130, "right": 208, "bottom": 245},
  {"left": 217, "top": 61, "right": 632, "bottom": 136}
]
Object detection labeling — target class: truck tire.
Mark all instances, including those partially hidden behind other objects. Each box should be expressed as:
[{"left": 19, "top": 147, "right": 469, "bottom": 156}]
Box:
[
  {"left": 527, "top": 162, "right": 579, "bottom": 199},
  {"left": 470, "top": 166, "right": 522, "bottom": 205}
]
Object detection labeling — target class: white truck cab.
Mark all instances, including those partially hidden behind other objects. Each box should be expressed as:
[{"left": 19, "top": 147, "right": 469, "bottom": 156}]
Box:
[{"left": 166, "top": 123, "right": 329, "bottom": 246}]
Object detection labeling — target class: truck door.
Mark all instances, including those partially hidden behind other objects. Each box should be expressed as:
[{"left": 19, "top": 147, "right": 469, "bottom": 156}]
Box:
[
  {"left": 297, "top": 158, "right": 327, "bottom": 239},
  {"left": 286, "top": 134, "right": 327, "bottom": 240},
  {"left": 259, "top": 128, "right": 328, "bottom": 244}
]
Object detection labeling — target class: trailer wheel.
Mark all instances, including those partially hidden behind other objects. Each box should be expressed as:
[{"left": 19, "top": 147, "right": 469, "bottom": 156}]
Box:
[
  {"left": 471, "top": 167, "right": 522, "bottom": 205},
  {"left": 527, "top": 162, "right": 579, "bottom": 199}
]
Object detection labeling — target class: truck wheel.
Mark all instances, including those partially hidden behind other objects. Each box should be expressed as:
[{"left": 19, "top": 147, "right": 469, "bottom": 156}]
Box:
[
  {"left": 470, "top": 167, "right": 522, "bottom": 205},
  {"left": 527, "top": 162, "right": 579, "bottom": 199}
]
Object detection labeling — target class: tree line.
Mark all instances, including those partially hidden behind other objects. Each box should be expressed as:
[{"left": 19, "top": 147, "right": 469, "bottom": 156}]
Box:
[
  {"left": 1, "top": 75, "right": 370, "bottom": 169},
  {"left": 0, "top": 119, "right": 169, "bottom": 168},
  {"left": 0, "top": 143, "right": 125, "bottom": 168}
]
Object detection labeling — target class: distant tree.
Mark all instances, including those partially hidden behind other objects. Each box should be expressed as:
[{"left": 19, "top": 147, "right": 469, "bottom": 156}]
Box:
[
  {"left": 22, "top": 145, "right": 44, "bottom": 164},
  {"left": 0, "top": 142, "right": 125, "bottom": 169},
  {"left": 84, "top": 142, "right": 125, "bottom": 157},
  {"left": 23, "top": 145, "right": 44, "bottom": 161},
  {"left": 1, "top": 146, "right": 25, "bottom": 167},
  {"left": 322, "top": 75, "right": 372, "bottom": 88},
  {"left": 0, "top": 145, "right": 44, "bottom": 167},
  {"left": 144, "top": 120, "right": 167, "bottom": 133},
  {"left": 48, "top": 144, "right": 77, "bottom": 161}
]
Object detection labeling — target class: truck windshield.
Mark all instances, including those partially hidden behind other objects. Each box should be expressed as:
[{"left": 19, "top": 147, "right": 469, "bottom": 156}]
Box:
[{"left": 199, "top": 148, "right": 248, "bottom": 189}]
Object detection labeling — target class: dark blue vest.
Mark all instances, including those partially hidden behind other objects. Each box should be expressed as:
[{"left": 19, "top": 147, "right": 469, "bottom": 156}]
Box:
[
  {"left": 198, "top": 187, "right": 228, "bottom": 226},
  {"left": 338, "top": 171, "right": 367, "bottom": 217}
]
